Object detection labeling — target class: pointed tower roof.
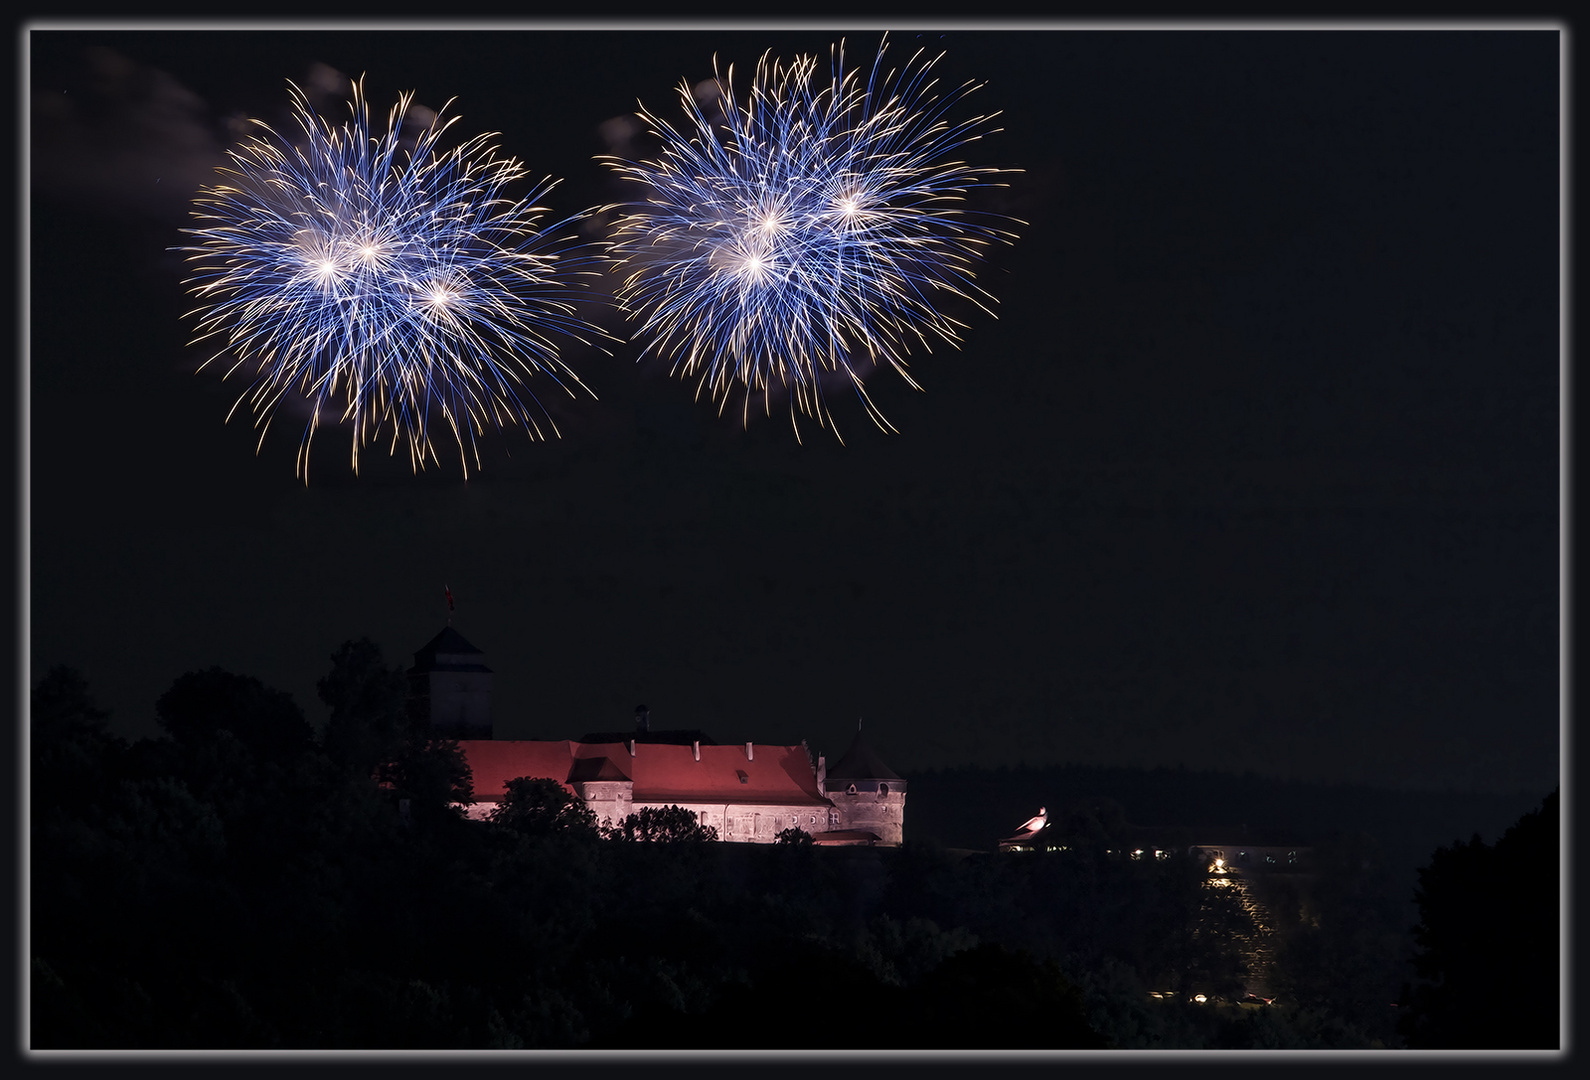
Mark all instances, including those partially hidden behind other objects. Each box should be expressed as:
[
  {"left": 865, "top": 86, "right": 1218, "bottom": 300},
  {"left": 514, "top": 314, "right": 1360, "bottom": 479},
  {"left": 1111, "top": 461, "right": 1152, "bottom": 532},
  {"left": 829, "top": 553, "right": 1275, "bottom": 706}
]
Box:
[
  {"left": 567, "top": 755, "right": 633, "bottom": 783},
  {"left": 411, "top": 627, "right": 492, "bottom": 673},
  {"left": 824, "top": 729, "right": 902, "bottom": 781}
]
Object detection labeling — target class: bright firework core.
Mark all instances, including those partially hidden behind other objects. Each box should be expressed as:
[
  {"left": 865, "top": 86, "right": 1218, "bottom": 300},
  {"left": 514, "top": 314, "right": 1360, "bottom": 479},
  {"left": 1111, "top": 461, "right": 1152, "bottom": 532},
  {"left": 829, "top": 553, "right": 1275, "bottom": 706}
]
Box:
[
  {"left": 603, "top": 37, "right": 1022, "bottom": 441},
  {"left": 179, "top": 79, "right": 607, "bottom": 481}
]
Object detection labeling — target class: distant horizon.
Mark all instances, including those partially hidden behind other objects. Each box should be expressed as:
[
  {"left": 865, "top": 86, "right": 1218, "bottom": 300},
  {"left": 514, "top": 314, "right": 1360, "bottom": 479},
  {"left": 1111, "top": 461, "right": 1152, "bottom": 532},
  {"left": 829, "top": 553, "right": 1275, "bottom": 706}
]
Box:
[{"left": 40, "top": 646, "right": 1553, "bottom": 804}]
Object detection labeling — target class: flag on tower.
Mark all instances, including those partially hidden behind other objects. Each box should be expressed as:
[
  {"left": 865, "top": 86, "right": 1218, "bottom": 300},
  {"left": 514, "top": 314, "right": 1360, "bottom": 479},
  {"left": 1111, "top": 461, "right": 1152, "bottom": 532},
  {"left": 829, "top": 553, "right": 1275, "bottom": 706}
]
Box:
[{"left": 445, "top": 586, "right": 454, "bottom": 613}]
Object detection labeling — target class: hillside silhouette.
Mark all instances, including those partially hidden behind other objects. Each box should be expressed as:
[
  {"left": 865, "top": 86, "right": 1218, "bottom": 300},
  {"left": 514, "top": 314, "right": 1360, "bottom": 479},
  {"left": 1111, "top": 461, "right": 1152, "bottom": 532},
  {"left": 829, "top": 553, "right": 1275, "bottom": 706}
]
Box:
[{"left": 29, "top": 653, "right": 1557, "bottom": 1050}]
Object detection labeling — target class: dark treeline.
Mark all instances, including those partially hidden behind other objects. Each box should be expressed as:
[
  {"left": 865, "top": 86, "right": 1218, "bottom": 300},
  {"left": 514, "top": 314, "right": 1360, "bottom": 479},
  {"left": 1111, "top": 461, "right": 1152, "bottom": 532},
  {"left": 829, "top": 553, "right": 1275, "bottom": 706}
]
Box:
[
  {"left": 29, "top": 645, "right": 1558, "bottom": 1050},
  {"left": 1398, "top": 788, "right": 1560, "bottom": 1049}
]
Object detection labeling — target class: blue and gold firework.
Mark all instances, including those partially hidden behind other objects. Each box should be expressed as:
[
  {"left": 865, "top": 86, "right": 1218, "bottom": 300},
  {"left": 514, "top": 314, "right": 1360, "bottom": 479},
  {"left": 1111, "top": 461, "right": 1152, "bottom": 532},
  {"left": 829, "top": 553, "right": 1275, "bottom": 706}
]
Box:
[
  {"left": 180, "top": 79, "right": 606, "bottom": 480},
  {"left": 602, "top": 37, "right": 1021, "bottom": 439}
]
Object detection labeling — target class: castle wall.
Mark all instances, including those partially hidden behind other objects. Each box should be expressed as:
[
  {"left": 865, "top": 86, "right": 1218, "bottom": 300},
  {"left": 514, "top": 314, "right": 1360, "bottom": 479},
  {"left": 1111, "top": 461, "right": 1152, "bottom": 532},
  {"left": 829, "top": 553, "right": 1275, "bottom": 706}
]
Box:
[
  {"left": 824, "top": 787, "right": 906, "bottom": 846},
  {"left": 460, "top": 794, "right": 835, "bottom": 842},
  {"left": 575, "top": 780, "right": 635, "bottom": 828},
  {"left": 640, "top": 802, "right": 838, "bottom": 843}
]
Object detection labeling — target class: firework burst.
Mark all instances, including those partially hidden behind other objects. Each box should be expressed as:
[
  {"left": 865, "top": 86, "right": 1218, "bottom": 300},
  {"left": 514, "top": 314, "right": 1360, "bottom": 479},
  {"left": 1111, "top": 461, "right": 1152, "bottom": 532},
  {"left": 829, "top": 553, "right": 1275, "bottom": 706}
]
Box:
[
  {"left": 180, "top": 78, "right": 607, "bottom": 480},
  {"left": 602, "top": 36, "right": 1021, "bottom": 440}
]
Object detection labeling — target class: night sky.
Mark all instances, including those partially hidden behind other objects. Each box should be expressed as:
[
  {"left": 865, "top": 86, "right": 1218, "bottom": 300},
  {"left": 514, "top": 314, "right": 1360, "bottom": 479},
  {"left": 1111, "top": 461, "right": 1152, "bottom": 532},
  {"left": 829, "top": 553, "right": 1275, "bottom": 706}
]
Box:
[{"left": 26, "top": 24, "right": 1561, "bottom": 796}]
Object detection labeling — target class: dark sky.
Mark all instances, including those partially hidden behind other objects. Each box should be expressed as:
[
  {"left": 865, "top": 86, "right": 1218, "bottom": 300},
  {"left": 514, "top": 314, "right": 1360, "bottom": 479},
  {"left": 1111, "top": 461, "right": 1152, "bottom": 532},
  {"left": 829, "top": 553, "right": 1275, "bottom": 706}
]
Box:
[{"left": 25, "top": 24, "right": 1560, "bottom": 795}]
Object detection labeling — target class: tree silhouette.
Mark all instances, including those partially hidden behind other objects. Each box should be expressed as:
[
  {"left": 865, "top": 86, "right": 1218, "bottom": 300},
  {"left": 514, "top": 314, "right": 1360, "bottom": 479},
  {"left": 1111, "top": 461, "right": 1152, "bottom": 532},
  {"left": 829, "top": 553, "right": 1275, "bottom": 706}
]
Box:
[
  {"left": 1053, "top": 796, "right": 1129, "bottom": 850},
  {"left": 904, "top": 943, "right": 1110, "bottom": 1048},
  {"left": 315, "top": 639, "right": 473, "bottom": 821},
  {"left": 387, "top": 738, "right": 475, "bottom": 823},
  {"left": 156, "top": 667, "right": 313, "bottom": 762},
  {"left": 1399, "top": 789, "right": 1559, "bottom": 1048},
  {"left": 31, "top": 666, "right": 124, "bottom": 813},
  {"left": 611, "top": 806, "right": 718, "bottom": 842},
  {"left": 490, "top": 777, "right": 599, "bottom": 839},
  {"left": 317, "top": 638, "right": 410, "bottom": 778},
  {"left": 1258, "top": 831, "right": 1409, "bottom": 1047}
]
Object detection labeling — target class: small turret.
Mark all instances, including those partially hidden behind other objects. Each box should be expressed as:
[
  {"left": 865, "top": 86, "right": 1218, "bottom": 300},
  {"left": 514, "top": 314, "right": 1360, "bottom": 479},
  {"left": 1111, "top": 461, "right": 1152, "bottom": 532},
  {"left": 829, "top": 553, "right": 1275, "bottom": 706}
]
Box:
[
  {"left": 409, "top": 627, "right": 493, "bottom": 739},
  {"left": 822, "top": 725, "right": 906, "bottom": 846}
]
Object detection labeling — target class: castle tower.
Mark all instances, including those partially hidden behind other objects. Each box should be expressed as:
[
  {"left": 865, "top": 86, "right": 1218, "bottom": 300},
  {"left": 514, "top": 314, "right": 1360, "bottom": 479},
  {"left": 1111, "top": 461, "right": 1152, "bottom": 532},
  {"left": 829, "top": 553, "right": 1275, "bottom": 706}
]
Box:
[
  {"left": 409, "top": 627, "right": 493, "bottom": 739},
  {"left": 821, "top": 728, "right": 906, "bottom": 846}
]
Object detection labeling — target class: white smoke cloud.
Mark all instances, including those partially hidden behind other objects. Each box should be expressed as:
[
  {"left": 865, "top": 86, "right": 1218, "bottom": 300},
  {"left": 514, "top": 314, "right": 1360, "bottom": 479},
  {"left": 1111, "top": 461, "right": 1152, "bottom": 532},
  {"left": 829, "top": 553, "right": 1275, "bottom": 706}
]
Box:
[
  {"left": 29, "top": 50, "right": 441, "bottom": 225},
  {"left": 31, "top": 46, "right": 227, "bottom": 221}
]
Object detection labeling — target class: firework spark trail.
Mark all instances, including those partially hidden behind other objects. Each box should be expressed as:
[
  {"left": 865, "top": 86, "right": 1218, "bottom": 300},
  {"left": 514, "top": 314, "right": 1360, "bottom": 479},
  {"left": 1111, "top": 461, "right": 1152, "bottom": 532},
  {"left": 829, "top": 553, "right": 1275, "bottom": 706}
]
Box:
[
  {"left": 602, "top": 36, "right": 1022, "bottom": 441},
  {"left": 179, "top": 78, "right": 608, "bottom": 481}
]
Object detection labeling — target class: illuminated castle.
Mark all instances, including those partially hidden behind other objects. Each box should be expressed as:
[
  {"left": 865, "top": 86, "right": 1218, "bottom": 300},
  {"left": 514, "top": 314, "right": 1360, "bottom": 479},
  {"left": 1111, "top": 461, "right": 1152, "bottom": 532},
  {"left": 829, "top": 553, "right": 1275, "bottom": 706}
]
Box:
[{"left": 409, "top": 628, "right": 906, "bottom": 846}]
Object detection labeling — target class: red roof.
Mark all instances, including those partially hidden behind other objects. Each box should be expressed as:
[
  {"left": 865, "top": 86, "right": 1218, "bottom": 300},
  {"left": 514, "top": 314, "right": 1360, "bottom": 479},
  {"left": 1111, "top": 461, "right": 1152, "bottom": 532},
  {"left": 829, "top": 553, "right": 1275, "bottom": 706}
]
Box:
[
  {"left": 458, "top": 740, "right": 830, "bottom": 807},
  {"left": 456, "top": 740, "right": 585, "bottom": 798}
]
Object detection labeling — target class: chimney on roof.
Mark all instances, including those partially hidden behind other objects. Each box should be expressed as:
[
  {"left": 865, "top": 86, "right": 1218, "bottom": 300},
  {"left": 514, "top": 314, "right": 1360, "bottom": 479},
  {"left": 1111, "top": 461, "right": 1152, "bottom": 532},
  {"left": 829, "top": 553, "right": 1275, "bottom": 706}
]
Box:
[
  {"left": 628, "top": 739, "right": 637, "bottom": 757},
  {"left": 693, "top": 740, "right": 701, "bottom": 761},
  {"left": 635, "top": 704, "right": 650, "bottom": 733},
  {"left": 745, "top": 741, "right": 754, "bottom": 761}
]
